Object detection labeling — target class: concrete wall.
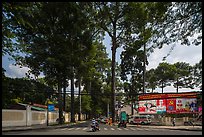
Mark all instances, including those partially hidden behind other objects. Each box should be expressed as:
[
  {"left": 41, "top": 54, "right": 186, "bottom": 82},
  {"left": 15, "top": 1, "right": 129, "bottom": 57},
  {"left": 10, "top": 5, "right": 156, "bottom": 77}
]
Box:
[
  {"left": 160, "top": 117, "right": 190, "bottom": 126},
  {"left": 2, "top": 109, "right": 27, "bottom": 127},
  {"left": 2, "top": 107, "right": 87, "bottom": 127}
]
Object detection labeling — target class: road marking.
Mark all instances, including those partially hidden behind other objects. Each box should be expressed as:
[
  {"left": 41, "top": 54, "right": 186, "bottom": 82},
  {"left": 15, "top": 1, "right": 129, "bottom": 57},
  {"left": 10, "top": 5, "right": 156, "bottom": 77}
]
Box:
[
  {"left": 68, "top": 128, "right": 74, "bottom": 130},
  {"left": 82, "top": 128, "right": 87, "bottom": 130},
  {"left": 110, "top": 128, "right": 115, "bottom": 130},
  {"left": 117, "top": 128, "right": 122, "bottom": 130},
  {"left": 60, "top": 128, "right": 67, "bottom": 130},
  {"left": 104, "top": 128, "right": 108, "bottom": 130},
  {"left": 144, "top": 128, "right": 150, "bottom": 130},
  {"left": 130, "top": 128, "right": 135, "bottom": 130},
  {"left": 75, "top": 128, "right": 81, "bottom": 130},
  {"left": 136, "top": 128, "right": 142, "bottom": 130},
  {"left": 124, "top": 128, "right": 129, "bottom": 130}
]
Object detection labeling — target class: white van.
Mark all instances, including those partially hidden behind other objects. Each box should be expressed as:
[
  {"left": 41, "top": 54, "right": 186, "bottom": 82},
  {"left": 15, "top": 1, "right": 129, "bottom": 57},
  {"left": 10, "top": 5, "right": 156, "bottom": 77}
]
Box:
[{"left": 129, "top": 115, "right": 151, "bottom": 125}]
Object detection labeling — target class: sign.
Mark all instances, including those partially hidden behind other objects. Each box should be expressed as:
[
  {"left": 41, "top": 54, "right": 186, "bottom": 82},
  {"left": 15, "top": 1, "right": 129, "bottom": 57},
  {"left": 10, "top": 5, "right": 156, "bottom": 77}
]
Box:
[
  {"left": 156, "top": 99, "right": 166, "bottom": 114},
  {"left": 138, "top": 100, "right": 157, "bottom": 114},
  {"left": 48, "top": 104, "right": 55, "bottom": 111},
  {"left": 166, "top": 99, "right": 176, "bottom": 113},
  {"left": 166, "top": 98, "right": 197, "bottom": 113}
]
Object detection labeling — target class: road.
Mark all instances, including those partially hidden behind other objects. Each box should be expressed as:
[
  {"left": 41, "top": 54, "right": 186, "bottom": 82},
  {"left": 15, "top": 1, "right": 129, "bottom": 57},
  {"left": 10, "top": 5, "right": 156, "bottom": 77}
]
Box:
[{"left": 2, "top": 121, "right": 202, "bottom": 135}]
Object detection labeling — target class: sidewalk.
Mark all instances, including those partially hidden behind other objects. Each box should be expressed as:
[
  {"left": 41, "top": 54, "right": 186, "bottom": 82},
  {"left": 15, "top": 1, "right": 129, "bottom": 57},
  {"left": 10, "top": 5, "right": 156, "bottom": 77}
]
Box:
[{"left": 2, "top": 121, "right": 86, "bottom": 132}]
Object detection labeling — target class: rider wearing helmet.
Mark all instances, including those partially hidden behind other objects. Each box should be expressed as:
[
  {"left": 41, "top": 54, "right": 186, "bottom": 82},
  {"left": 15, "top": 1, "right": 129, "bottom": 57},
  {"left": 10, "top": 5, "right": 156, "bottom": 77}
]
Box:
[{"left": 91, "top": 118, "right": 99, "bottom": 130}]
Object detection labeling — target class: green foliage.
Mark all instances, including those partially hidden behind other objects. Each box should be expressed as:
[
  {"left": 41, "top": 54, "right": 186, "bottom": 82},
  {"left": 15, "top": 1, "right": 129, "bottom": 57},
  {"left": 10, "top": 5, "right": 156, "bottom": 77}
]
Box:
[
  {"left": 10, "top": 97, "right": 23, "bottom": 104},
  {"left": 192, "top": 59, "right": 202, "bottom": 90},
  {"left": 154, "top": 62, "right": 176, "bottom": 93},
  {"left": 145, "top": 60, "right": 202, "bottom": 93},
  {"left": 146, "top": 69, "right": 157, "bottom": 92},
  {"left": 2, "top": 75, "right": 55, "bottom": 108},
  {"left": 81, "top": 93, "right": 92, "bottom": 113},
  {"left": 173, "top": 62, "right": 192, "bottom": 92},
  {"left": 151, "top": 2, "right": 202, "bottom": 59}
]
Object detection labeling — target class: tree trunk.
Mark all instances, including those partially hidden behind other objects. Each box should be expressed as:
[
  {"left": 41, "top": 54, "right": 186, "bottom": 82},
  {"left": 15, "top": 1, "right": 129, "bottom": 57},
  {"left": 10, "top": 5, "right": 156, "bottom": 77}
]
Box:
[
  {"left": 63, "top": 77, "right": 66, "bottom": 112},
  {"left": 78, "top": 77, "right": 81, "bottom": 121},
  {"left": 58, "top": 80, "right": 63, "bottom": 124},
  {"left": 71, "top": 67, "right": 75, "bottom": 122},
  {"left": 111, "top": 37, "right": 116, "bottom": 123},
  {"left": 131, "top": 101, "right": 134, "bottom": 115},
  {"left": 143, "top": 43, "right": 146, "bottom": 94},
  {"left": 176, "top": 77, "right": 179, "bottom": 93}
]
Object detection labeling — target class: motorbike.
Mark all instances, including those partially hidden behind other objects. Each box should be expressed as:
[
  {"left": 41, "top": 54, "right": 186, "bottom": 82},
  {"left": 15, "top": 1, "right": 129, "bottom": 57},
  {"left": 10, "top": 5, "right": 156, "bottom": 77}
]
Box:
[
  {"left": 118, "top": 120, "right": 127, "bottom": 128},
  {"left": 90, "top": 123, "right": 100, "bottom": 132}
]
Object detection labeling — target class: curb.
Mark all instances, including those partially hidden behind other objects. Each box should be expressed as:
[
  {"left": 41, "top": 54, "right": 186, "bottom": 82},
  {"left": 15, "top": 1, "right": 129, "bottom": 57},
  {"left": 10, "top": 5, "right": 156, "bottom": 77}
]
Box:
[{"left": 2, "top": 121, "right": 86, "bottom": 132}]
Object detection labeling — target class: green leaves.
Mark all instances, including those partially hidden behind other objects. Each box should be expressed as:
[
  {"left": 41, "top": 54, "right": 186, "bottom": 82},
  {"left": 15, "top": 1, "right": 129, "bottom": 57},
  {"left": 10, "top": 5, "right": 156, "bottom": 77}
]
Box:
[{"left": 152, "top": 2, "right": 202, "bottom": 53}]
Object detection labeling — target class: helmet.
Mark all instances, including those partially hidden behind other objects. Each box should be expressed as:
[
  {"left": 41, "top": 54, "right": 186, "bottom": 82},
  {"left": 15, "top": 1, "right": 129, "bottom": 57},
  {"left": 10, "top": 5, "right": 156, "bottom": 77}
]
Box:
[{"left": 92, "top": 118, "right": 95, "bottom": 120}]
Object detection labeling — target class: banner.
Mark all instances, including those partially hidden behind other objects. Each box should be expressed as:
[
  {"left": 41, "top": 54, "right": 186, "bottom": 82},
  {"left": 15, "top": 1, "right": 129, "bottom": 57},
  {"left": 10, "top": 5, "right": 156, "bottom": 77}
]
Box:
[
  {"left": 139, "top": 92, "right": 199, "bottom": 100},
  {"left": 139, "top": 98, "right": 198, "bottom": 114},
  {"left": 166, "top": 98, "right": 197, "bottom": 113},
  {"left": 156, "top": 99, "right": 166, "bottom": 114},
  {"left": 176, "top": 98, "right": 197, "bottom": 113},
  {"left": 166, "top": 99, "right": 176, "bottom": 113},
  {"left": 138, "top": 100, "right": 157, "bottom": 114}
]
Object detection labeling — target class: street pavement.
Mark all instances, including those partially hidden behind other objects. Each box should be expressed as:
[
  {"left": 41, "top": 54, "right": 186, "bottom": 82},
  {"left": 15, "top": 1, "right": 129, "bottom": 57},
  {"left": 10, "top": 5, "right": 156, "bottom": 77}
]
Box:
[{"left": 2, "top": 121, "right": 202, "bottom": 132}]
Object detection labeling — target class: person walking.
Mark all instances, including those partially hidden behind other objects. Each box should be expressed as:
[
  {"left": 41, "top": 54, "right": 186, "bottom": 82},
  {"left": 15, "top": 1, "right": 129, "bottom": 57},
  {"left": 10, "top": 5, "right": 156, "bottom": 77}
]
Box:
[{"left": 172, "top": 117, "right": 176, "bottom": 126}]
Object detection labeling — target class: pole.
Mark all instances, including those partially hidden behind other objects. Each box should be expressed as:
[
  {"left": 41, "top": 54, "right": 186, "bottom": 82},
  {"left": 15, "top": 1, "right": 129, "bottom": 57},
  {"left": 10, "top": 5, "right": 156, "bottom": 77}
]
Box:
[
  {"left": 47, "top": 104, "right": 49, "bottom": 126},
  {"left": 107, "top": 103, "right": 109, "bottom": 118}
]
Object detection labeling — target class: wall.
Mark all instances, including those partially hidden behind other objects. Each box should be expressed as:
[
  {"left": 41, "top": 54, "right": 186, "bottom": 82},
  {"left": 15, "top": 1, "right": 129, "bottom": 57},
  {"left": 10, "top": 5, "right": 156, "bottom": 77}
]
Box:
[
  {"left": 160, "top": 117, "right": 190, "bottom": 126},
  {"left": 2, "top": 106, "right": 87, "bottom": 127}
]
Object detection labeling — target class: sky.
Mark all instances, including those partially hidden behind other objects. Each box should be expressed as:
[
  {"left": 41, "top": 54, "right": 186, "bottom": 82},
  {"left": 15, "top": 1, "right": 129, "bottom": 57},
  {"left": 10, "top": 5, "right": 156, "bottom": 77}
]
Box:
[
  {"left": 2, "top": 33, "right": 202, "bottom": 93},
  {"left": 102, "top": 33, "right": 202, "bottom": 93}
]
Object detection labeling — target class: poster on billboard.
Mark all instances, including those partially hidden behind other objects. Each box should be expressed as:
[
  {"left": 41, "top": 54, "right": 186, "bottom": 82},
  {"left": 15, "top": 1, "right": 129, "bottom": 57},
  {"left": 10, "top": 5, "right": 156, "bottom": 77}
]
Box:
[
  {"left": 156, "top": 99, "right": 166, "bottom": 114},
  {"left": 138, "top": 100, "right": 157, "bottom": 114},
  {"left": 176, "top": 98, "right": 197, "bottom": 113},
  {"left": 166, "top": 99, "right": 177, "bottom": 113},
  {"left": 166, "top": 98, "right": 197, "bottom": 113}
]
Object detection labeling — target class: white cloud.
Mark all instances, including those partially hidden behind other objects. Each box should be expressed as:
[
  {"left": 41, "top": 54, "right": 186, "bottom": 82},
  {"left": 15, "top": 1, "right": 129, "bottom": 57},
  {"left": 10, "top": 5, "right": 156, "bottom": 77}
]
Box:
[
  {"left": 5, "top": 64, "right": 44, "bottom": 79},
  {"left": 147, "top": 43, "right": 202, "bottom": 70}
]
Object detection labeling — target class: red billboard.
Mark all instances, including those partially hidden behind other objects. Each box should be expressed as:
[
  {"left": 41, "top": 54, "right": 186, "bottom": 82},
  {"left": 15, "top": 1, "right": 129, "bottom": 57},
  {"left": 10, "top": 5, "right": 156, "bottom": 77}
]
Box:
[
  {"left": 138, "top": 98, "right": 197, "bottom": 114},
  {"left": 138, "top": 92, "right": 198, "bottom": 100},
  {"left": 138, "top": 99, "right": 166, "bottom": 114}
]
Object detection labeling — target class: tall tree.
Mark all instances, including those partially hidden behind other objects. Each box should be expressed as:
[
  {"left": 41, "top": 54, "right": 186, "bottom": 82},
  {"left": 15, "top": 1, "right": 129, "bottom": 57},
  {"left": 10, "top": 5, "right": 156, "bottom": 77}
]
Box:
[
  {"left": 146, "top": 69, "right": 157, "bottom": 93},
  {"left": 2, "top": 2, "right": 35, "bottom": 57},
  {"left": 192, "top": 60, "right": 202, "bottom": 90},
  {"left": 5, "top": 2, "right": 95, "bottom": 124},
  {"left": 154, "top": 62, "right": 176, "bottom": 93},
  {"left": 92, "top": 2, "right": 129, "bottom": 122},
  {"left": 173, "top": 62, "right": 192, "bottom": 93}
]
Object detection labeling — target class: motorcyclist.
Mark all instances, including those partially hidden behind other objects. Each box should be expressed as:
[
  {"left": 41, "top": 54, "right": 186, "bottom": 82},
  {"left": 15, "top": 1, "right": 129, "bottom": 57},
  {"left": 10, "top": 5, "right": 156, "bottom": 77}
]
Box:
[{"left": 91, "top": 118, "right": 99, "bottom": 131}]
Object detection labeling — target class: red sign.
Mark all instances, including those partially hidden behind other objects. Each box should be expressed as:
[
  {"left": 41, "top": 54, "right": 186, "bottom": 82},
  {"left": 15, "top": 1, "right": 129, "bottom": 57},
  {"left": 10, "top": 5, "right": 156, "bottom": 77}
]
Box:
[
  {"left": 166, "top": 99, "right": 176, "bottom": 113},
  {"left": 138, "top": 92, "right": 198, "bottom": 100}
]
